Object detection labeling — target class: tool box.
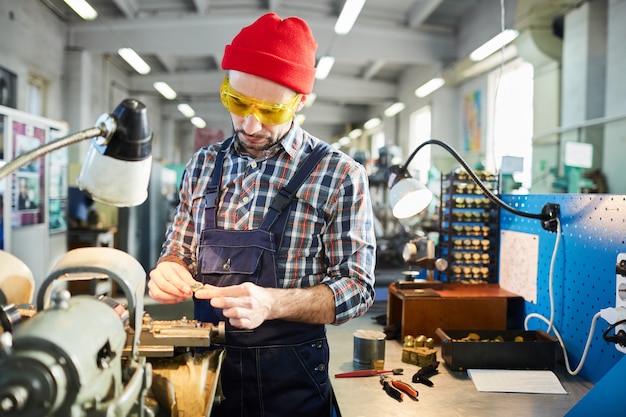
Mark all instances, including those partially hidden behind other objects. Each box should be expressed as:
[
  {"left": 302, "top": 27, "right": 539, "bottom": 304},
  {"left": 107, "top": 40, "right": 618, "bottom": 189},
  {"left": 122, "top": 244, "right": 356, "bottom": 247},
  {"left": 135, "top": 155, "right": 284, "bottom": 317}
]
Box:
[{"left": 435, "top": 328, "right": 558, "bottom": 371}]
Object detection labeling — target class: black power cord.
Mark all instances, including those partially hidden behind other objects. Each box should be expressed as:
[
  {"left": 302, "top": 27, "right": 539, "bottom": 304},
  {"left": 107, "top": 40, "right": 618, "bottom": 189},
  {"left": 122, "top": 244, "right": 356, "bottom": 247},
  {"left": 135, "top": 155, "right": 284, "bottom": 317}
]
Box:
[{"left": 602, "top": 318, "right": 626, "bottom": 346}]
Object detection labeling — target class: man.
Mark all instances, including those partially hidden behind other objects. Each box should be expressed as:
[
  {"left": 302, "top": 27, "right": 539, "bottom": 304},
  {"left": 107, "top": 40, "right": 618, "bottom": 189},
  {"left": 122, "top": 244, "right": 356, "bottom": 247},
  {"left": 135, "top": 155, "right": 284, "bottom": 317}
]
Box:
[
  {"left": 148, "top": 13, "right": 376, "bottom": 416},
  {"left": 18, "top": 177, "right": 34, "bottom": 210}
]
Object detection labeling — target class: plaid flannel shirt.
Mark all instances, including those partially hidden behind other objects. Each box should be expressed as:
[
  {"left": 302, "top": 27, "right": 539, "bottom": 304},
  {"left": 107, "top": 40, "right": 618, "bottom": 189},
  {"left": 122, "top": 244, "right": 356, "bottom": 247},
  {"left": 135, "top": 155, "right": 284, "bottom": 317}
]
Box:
[{"left": 159, "top": 123, "right": 376, "bottom": 324}]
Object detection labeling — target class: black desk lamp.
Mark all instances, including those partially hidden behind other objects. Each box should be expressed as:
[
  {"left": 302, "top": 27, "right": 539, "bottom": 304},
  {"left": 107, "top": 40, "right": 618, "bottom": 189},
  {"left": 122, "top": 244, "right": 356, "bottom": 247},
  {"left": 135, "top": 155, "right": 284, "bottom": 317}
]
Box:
[
  {"left": 385, "top": 139, "right": 559, "bottom": 232},
  {"left": 0, "top": 98, "right": 152, "bottom": 207}
]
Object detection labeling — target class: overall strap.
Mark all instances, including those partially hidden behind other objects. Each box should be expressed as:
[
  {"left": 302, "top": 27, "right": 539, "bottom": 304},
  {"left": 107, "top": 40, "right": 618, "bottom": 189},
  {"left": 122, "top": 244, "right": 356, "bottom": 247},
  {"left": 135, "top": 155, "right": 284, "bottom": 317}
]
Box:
[
  {"left": 260, "top": 141, "right": 332, "bottom": 231},
  {"left": 203, "top": 137, "right": 233, "bottom": 229}
]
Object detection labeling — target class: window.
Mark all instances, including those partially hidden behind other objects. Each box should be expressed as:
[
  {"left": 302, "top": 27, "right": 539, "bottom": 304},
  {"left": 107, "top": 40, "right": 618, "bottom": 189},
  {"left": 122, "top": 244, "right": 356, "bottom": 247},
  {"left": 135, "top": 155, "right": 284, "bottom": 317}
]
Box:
[
  {"left": 487, "top": 59, "right": 534, "bottom": 189},
  {"left": 408, "top": 105, "right": 432, "bottom": 184},
  {"left": 26, "top": 74, "right": 47, "bottom": 117},
  {"left": 370, "top": 130, "right": 385, "bottom": 164}
]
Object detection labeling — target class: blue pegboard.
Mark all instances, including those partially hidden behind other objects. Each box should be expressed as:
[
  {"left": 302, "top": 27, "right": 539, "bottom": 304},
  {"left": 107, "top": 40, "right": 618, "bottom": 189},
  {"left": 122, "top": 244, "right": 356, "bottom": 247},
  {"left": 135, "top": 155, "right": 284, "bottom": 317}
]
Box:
[{"left": 500, "top": 194, "right": 626, "bottom": 383}]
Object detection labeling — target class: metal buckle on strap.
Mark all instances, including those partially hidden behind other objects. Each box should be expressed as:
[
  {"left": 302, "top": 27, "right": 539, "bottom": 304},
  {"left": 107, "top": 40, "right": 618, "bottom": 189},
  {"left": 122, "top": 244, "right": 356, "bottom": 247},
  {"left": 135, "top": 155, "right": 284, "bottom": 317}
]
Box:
[
  {"left": 204, "top": 187, "right": 219, "bottom": 209},
  {"left": 270, "top": 188, "right": 294, "bottom": 212}
]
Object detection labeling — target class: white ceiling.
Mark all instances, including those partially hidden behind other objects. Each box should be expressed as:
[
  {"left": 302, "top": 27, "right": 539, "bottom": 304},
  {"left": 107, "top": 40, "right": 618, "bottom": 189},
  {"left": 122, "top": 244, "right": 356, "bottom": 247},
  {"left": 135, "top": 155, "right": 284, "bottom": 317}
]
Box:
[{"left": 38, "top": 0, "right": 574, "bottom": 137}]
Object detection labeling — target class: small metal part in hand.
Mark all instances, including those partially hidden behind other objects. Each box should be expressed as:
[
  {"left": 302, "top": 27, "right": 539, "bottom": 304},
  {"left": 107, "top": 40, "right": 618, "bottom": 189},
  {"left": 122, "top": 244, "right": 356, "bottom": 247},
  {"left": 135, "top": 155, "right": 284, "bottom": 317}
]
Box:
[{"left": 190, "top": 283, "right": 204, "bottom": 293}]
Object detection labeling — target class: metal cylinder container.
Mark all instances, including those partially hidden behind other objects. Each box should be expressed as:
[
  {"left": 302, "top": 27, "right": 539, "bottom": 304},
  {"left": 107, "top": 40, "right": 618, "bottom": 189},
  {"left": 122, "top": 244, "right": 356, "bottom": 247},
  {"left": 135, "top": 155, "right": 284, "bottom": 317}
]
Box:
[{"left": 352, "top": 329, "right": 386, "bottom": 370}]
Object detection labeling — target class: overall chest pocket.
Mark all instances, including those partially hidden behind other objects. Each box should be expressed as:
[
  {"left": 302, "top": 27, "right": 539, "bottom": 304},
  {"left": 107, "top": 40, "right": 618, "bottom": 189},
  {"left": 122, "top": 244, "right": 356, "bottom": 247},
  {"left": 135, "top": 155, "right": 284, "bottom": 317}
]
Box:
[{"left": 199, "top": 229, "right": 275, "bottom": 276}]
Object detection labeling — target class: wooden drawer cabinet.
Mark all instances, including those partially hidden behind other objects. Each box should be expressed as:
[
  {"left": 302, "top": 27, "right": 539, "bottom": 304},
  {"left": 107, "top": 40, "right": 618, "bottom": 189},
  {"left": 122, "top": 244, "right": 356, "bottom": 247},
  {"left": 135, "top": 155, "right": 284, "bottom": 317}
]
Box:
[{"left": 387, "top": 282, "right": 523, "bottom": 341}]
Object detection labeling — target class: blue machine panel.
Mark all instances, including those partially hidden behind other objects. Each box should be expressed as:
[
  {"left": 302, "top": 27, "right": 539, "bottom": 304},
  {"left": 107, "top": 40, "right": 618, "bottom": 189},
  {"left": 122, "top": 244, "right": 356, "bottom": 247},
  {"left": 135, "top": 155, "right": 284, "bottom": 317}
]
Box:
[{"left": 500, "top": 194, "right": 625, "bottom": 383}]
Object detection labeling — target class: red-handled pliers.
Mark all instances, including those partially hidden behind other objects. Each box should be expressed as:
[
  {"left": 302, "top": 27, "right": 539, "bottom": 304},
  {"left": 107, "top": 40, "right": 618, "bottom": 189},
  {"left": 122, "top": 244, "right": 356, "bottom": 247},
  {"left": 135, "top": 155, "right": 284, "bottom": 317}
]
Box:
[{"left": 380, "top": 376, "right": 419, "bottom": 401}]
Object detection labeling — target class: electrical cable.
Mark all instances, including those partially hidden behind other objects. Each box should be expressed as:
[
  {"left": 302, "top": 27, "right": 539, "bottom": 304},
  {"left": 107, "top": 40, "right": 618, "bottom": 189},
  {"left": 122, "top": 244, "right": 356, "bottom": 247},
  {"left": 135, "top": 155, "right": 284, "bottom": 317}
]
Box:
[
  {"left": 602, "top": 318, "right": 626, "bottom": 346},
  {"left": 487, "top": 0, "right": 507, "bottom": 174},
  {"left": 545, "top": 212, "right": 561, "bottom": 333},
  {"left": 523, "top": 217, "right": 603, "bottom": 375}
]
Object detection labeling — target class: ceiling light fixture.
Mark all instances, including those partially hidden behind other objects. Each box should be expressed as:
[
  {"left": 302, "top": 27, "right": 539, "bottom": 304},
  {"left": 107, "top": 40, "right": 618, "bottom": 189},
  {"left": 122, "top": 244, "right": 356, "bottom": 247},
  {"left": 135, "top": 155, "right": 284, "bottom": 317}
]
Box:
[
  {"left": 334, "top": 0, "right": 366, "bottom": 35},
  {"left": 384, "top": 102, "right": 406, "bottom": 117},
  {"left": 190, "top": 116, "right": 206, "bottom": 129},
  {"left": 348, "top": 128, "right": 362, "bottom": 139},
  {"left": 177, "top": 103, "right": 195, "bottom": 118},
  {"left": 63, "top": 0, "right": 98, "bottom": 20},
  {"left": 153, "top": 82, "right": 177, "bottom": 100},
  {"left": 462, "top": 44, "right": 517, "bottom": 79},
  {"left": 338, "top": 136, "right": 351, "bottom": 146},
  {"left": 469, "top": 29, "right": 519, "bottom": 62},
  {"left": 415, "top": 78, "right": 445, "bottom": 98},
  {"left": 364, "top": 117, "right": 382, "bottom": 130},
  {"left": 316, "top": 56, "right": 335, "bottom": 80},
  {"left": 118, "top": 48, "right": 151, "bottom": 75}
]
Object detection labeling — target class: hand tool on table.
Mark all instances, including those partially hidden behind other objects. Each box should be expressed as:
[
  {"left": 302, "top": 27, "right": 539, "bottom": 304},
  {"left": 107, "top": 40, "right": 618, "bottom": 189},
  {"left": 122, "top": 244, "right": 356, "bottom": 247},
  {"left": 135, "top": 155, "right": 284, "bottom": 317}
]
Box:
[
  {"left": 379, "top": 376, "right": 404, "bottom": 402},
  {"left": 412, "top": 360, "right": 439, "bottom": 386},
  {"left": 334, "top": 368, "right": 403, "bottom": 378},
  {"left": 380, "top": 376, "right": 419, "bottom": 401}
]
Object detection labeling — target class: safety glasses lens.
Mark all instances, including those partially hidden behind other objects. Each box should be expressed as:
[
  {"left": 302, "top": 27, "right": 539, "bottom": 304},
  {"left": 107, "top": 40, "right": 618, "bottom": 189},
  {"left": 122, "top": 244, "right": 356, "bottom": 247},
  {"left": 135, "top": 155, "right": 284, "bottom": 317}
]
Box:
[{"left": 220, "top": 78, "right": 298, "bottom": 125}]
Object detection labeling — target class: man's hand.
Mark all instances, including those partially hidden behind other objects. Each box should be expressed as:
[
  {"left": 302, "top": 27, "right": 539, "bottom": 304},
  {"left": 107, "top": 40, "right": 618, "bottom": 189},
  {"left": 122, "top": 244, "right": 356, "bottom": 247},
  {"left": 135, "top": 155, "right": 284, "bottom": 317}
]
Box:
[
  {"left": 195, "top": 282, "right": 336, "bottom": 329},
  {"left": 148, "top": 261, "right": 198, "bottom": 304},
  {"left": 194, "top": 282, "right": 273, "bottom": 329}
]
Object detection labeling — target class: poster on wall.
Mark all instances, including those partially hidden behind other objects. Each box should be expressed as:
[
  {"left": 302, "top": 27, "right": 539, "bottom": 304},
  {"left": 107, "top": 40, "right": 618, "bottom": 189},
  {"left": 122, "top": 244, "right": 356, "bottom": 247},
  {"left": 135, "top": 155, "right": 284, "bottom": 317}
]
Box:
[
  {"left": 12, "top": 121, "right": 45, "bottom": 226},
  {"left": 0, "top": 66, "right": 17, "bottom": 109},
  {"left": 463, "top": 90, "right": 481, "bottom": 152},
  {"left": 49, "top": 128, "right": 68, "bottom": 233}
]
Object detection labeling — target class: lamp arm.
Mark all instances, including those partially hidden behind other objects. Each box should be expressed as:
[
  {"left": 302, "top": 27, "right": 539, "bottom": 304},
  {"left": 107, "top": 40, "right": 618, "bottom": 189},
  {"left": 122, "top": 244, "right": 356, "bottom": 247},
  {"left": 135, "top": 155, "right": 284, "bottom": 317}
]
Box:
[
  {"left": 403, "top": 139, "right": 559, "bottom": 230},
  {"left": 0, "top": 126, "right": 106, "bottom": 180},
  {"left": 403, "top": 140, "right": 431, "bottom": 169}
]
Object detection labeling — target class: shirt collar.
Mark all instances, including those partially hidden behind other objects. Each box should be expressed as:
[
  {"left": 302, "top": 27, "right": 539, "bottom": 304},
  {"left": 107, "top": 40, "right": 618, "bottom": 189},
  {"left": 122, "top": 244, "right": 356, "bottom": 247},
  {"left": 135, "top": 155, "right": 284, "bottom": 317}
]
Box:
[{"left": 277, "top": 122, "right": 304, "bottom": 159}]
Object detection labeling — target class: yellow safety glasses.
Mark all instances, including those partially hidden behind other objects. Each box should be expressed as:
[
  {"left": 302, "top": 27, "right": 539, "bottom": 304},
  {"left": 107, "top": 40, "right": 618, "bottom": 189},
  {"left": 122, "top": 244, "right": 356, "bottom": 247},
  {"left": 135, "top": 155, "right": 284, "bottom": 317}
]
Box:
[{"left": 220, "top": 77, "right": 302, "bottom": 125}]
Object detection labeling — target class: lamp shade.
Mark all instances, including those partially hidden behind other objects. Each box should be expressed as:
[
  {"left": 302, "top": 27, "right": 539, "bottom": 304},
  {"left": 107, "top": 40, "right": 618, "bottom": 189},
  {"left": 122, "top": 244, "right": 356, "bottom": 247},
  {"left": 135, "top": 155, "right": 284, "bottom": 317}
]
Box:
[
  {"left": 389, "top": 177, "right": 433, "bottom": 219},
  {"left": 77, "top": 99, "right": 152, "bottom": 207}
]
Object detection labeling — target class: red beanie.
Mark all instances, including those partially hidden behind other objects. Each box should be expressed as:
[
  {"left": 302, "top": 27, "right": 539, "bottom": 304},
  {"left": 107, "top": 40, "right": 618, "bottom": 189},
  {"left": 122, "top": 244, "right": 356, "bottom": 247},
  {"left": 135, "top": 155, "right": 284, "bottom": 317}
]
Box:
[{"left": 222, "top": 13, "right": 318, "bottom": 94}]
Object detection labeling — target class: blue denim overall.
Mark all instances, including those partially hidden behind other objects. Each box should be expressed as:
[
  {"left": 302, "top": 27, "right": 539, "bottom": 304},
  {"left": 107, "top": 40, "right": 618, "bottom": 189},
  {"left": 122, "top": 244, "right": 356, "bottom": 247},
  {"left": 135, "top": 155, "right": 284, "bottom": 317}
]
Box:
[{"left": 195, "top": 138, "right": 335, "bottom": 417}]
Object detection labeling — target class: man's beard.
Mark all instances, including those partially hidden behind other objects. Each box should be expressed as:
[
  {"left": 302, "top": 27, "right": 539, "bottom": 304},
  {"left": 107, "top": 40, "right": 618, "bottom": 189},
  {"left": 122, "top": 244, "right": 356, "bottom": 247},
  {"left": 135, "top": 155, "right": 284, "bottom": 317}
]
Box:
[{"left": 234, "top": 130, "right": 280, "bottom": 154}]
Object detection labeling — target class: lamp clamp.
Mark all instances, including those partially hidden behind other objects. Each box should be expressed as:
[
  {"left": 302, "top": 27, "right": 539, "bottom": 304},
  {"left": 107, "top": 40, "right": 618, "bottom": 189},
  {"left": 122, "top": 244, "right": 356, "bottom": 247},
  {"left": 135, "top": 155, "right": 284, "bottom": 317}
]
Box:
[
  {"left": 540, "top": 203, "right": 560, "bottom": 233},
  {"left": 94, "top": 113, "right": 117, "bottom": 146}
]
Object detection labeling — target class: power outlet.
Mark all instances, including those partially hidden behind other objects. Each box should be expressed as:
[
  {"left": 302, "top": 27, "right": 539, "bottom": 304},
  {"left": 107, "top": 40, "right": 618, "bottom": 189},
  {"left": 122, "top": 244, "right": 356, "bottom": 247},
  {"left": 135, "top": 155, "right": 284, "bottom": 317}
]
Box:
[{"left": 615, "top": 253, "right": 626, "bottom": 353}]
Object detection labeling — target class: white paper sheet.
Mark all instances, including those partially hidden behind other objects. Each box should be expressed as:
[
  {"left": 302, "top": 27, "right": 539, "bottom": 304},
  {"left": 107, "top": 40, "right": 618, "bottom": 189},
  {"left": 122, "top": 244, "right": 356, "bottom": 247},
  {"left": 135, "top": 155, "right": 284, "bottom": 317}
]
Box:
[{"left": 467, "top": 369, "right": 568, "bottom": 395}]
